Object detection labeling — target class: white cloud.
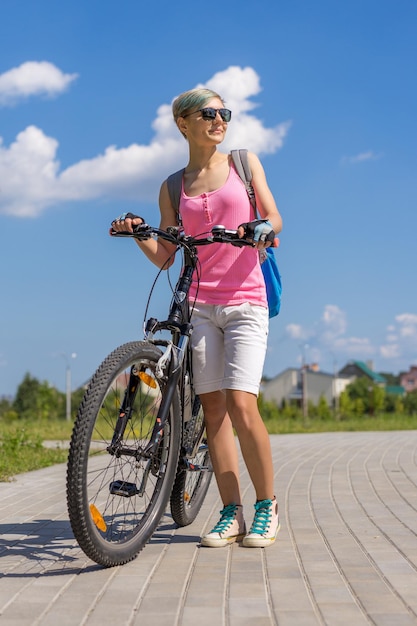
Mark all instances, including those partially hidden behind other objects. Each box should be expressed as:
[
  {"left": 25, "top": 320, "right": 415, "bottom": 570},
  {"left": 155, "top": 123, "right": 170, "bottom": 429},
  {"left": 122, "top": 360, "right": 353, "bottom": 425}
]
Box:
[
  {"left": 379, "top": 313, "right": 417, "bottom": 365},
  {"left": 0, "top": 65, "right": 291, "bottom": 218},
  {"left": 0, "top": 61, "right": 78, "bottom": 106},
  {"left": 320, "top": 305, "right": 347, "bottom": 341},
  {"left": 396, "top": 313, "right": 417, "bottom": 337},
  {"left": 205, "top": 66, "right": 291, "bottom": 154},
  {"left": 0, "top": 126, "right": 61, "bottom": 217},
  {"left": 380, "top": 344, "right": 401, "bottom": 359},
  {"left": 286, "top": 304, "right": 376, "bottom": 369},
  {"left": 285, "top": 324, "right": 306, "bottom": 339},
  {"left": 333, "top": 336, "right": 374, "bottom": 355},
  {"left": 342, "top": 150, "right": 383, "bottom": 164},
  {"left": 285, "top": 307, "right": 417, "bottom": 372},
  {"left": 318, "top": 305, "right": 375, "bottom": 358},
  {"left": 205, "top": 66, "right": 262, "bottom": 112}
]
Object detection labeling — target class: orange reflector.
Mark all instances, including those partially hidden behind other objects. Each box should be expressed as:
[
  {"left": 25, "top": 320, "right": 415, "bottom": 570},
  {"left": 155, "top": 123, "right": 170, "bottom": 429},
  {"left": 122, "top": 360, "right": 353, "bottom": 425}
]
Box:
[
  {"left": 138, "top": 372, "right": 157, "bottom": 388},
  {"left": 184, "top": 492, "right": 191, "bottom": 502},
  {"left": 90, "top": 504, "right": 107, "bottom": 532}
]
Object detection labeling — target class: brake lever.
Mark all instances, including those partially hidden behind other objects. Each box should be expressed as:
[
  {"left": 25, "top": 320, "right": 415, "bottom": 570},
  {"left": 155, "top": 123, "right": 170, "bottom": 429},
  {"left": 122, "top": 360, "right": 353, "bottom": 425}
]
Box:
[
  {"left": 211, "top": 225, "right": 255, "bottom": 248},
  {"left": 132, "top": 223, "right": 151, "bottom": 235}
]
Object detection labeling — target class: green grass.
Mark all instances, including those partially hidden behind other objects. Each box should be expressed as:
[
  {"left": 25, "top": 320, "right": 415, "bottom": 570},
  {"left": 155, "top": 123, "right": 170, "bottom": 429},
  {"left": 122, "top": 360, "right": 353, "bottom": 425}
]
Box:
[
  {"left": 0, "top": 426, "right": 69, "bottom": 482},
  {"left": 263, "top": 412, "right": 417, "bottom": 434},
  {"left": 1, "top": 413, "right": 416, "bottom": 482},
  {"left": 0, "top": 413, "right": 157, "bottom": 482}
]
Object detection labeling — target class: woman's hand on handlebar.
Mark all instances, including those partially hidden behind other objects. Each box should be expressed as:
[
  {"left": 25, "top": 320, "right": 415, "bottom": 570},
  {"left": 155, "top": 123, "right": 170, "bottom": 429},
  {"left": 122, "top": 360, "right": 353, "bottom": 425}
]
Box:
[
  {"left": 109, "top": 212, "right": 145, "bottom": 235},
  {"left": 237, "top": 219, "right": 275, "bottom": 249}
]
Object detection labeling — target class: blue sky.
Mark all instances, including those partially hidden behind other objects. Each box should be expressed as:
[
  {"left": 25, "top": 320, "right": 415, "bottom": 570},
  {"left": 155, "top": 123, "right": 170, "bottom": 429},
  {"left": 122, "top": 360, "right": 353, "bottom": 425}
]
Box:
[{"left": 1, "top": 0, "right": 416, "bottom": 397}]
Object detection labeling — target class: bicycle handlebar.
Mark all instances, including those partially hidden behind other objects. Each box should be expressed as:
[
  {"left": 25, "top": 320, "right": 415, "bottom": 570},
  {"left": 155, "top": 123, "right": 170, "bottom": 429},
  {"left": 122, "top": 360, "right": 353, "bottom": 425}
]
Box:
[{"left": 110, "top": 224, "right": 278, "bottom": 248}]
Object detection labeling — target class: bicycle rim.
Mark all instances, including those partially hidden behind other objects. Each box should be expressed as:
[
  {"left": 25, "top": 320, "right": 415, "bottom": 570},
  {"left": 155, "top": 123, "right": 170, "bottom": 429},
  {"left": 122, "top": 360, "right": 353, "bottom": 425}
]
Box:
[{"left": 66, "top": 341, "right": 181, "bottom": 567}]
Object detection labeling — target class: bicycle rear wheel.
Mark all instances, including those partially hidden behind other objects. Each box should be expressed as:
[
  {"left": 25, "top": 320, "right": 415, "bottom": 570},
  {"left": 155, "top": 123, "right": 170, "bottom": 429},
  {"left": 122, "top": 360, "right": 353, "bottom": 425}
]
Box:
[
  {"left": 66, "top": 341, "right": 181, "bottom": 567},
  {"left": 170, "top": 397, "right": 213, "bottom": 527}
]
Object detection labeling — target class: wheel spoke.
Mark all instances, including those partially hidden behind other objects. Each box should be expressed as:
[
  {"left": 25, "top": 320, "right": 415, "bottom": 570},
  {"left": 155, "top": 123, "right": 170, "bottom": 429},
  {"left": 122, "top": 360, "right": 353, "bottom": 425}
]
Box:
[{"left": 67, "top": 342, "right": 181, "bottom": 567}]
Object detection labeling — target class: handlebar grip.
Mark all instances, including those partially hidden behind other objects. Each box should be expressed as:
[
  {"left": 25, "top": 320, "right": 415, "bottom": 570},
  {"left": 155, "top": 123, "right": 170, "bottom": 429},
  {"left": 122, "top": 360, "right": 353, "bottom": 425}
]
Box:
[{"left": 109, "top": 223, "right": 151, "bottom": 239}]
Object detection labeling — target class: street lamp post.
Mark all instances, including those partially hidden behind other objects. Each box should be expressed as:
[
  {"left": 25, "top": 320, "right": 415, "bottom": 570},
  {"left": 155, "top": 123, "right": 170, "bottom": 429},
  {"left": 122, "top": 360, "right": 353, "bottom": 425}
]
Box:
[
  {"left": 62, "top": 353, "right": 77, "bottom": 421},
  {"left": 331, "top": 354, "right": 339, "bottom": 419},
  {"left": 300, "top": 343, "right": 309, "bottom": 419}
]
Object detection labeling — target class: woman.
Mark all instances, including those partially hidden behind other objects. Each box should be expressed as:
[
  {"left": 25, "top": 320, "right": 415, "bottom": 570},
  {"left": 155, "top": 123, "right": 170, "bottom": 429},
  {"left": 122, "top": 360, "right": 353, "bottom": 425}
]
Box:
[{"left": 111, "top": 87, "right": 283, "bottom": 548}]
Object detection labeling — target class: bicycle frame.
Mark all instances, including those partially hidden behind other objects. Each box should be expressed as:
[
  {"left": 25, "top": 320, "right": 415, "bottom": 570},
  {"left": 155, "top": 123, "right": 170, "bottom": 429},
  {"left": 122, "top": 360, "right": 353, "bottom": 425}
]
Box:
[
  {"left": 108, "top": 225, "right": 251, "bottom": 464},
  {"left": 105, "top": 227, "right": 196, "bottom": 470}
]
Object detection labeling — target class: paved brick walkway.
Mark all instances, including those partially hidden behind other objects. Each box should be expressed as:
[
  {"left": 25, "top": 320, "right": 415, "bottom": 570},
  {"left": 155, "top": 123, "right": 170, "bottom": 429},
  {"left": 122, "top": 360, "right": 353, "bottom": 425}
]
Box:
[{"left": 1, "top": 431, "right": 417, "bottom": 625}]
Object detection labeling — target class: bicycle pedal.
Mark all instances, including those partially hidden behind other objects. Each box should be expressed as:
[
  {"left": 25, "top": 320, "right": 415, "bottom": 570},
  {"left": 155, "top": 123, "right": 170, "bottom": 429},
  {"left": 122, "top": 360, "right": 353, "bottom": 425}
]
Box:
[{"left": 109, "top": 480, "right": 138, "bottom": 497}]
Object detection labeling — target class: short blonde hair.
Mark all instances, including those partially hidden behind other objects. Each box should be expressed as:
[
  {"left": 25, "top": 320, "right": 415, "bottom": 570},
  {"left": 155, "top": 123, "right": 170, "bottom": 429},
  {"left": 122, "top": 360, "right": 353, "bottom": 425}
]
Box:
[
  {"left": 172, "top": 88, "right": 225, "bottom": 121},
  {"left": 172, "top": 88, "right": 225, "bottom": 137}
]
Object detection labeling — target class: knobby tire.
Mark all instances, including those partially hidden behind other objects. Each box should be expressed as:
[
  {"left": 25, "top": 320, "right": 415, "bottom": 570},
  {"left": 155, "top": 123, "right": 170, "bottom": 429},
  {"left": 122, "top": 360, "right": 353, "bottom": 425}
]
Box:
[{"left": 66, "top": 341, "right": 181, "bottom": 567}]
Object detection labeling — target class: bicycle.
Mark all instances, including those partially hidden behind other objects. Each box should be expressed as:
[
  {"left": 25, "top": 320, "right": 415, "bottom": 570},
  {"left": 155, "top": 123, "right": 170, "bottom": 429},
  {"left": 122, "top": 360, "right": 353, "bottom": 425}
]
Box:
[{"left": 66, "top": 223, "right": 253, "bottom": 567}]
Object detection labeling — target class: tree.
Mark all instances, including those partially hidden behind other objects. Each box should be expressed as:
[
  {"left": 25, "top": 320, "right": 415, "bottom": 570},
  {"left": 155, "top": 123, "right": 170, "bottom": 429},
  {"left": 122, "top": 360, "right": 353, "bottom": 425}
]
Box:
[
  {"left": 344, "top": 377, "right": 385, "bottom": 416},
  {"left": 379, "top": 372, "right": 401, "bottom": 386},
  {"left": 0, "top": 397, "right": 12, "bottom": 417},
  {"left": 316, "top": 394, "right": 332, "bottom": 420},
  {"left": 0, "top": 396, "right": 18, "bottom": 421},
  {"left": 368, "top": 385, "right": 385, "bottom": 416},
  {"left": 339, "top": 390, "right": 353, "bottom": 418},
  {"left": 258, "top": 394, "right": 281, "bottom": 421},
  {"left": 13, "top": 373, "right": 65, "bottom": 420},
  {"left": 404, "top": 390, "right": 417, "bottom": 415},
  {"left": 385, "top": 392, "right": 404, "bottom": 413},
  {"left": 13, "top": 373, "right": 41, "bottom": 419}
]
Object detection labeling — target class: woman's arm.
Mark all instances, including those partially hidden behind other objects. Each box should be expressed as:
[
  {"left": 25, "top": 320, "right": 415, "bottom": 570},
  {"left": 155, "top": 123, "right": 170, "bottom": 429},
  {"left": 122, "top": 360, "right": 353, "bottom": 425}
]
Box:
[
  {"left": 110, "top": 180, "right": 178, "bottom": 269},
  {"left": 248, "top": 152, "right": 282, "bottom": 235},
  {"left": 135, "top": 180, "right": 178, "bottom": 268}
]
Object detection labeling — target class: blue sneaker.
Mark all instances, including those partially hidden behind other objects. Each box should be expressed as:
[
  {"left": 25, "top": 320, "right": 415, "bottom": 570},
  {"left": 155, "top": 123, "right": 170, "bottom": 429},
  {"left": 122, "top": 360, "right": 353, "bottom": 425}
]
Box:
[
  {"left": 201, "top": 503, "right": 246, "bottom": 548},
  {"left": 243, "top": 497, "right": 280, "bottom": 548}
]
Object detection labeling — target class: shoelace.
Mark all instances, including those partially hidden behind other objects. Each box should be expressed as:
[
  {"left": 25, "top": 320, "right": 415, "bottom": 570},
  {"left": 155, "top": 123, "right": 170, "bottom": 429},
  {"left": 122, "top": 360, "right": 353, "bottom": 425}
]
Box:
[
  {"left": 209, "top": 504, "right": 238, "bottom": 534},
  {"left": 249, "top": 500, "right": 272, "bottom": 535}
]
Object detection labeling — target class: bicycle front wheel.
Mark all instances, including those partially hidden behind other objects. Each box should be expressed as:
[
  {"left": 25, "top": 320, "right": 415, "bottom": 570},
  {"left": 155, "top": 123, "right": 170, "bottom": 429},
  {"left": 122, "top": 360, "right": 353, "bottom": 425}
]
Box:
[{"left": 66, "top": 341, "right": 181, "bottom": 567}]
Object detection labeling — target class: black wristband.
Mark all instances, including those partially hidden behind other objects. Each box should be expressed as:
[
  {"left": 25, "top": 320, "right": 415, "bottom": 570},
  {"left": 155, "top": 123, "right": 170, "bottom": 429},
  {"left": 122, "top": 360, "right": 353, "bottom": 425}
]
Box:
[{"left": 125, "top": 212, "right": 144, "bottom": 223}]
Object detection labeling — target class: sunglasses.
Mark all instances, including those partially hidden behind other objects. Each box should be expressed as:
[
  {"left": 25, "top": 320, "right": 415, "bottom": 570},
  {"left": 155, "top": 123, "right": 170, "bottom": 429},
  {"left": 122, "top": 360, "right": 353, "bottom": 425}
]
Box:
[{"left": 183, "top": 107, "right": 232, "bottom": 123}]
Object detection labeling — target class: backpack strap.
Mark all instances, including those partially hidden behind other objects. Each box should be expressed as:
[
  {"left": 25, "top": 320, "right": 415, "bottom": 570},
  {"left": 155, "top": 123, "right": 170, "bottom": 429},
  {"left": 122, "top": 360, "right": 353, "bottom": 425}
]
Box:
[
  {"left": 230, "top": 149, "right": 257, "bottom": 213},
  {"left": 166, "top": 168, "right": 185, "bottom": 224}
]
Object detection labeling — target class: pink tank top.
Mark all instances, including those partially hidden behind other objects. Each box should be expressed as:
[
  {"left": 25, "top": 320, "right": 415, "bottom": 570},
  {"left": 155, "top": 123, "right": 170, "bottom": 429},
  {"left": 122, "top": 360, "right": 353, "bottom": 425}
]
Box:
[{"left": 179, "top": 166, "right": 267, "bottom": 307}]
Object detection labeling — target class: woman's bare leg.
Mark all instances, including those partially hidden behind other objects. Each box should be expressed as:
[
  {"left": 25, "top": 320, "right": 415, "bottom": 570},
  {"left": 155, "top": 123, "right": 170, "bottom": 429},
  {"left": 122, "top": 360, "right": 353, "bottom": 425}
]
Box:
[
  {"left": 200, "top": 389, "right": 274, "bottom": 504},
  {"left": 200, "top": 390, "right": 242, "bottom": 505},
  {"left": 226, "top": 389, "right": 274, "bottom": 502}
]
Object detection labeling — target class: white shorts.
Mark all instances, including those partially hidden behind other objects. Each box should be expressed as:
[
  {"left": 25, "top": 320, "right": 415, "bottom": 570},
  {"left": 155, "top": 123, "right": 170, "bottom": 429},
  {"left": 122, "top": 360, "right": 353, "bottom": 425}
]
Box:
[{"left": 190, "top": 302, "right": 269, "bottom": 396}]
